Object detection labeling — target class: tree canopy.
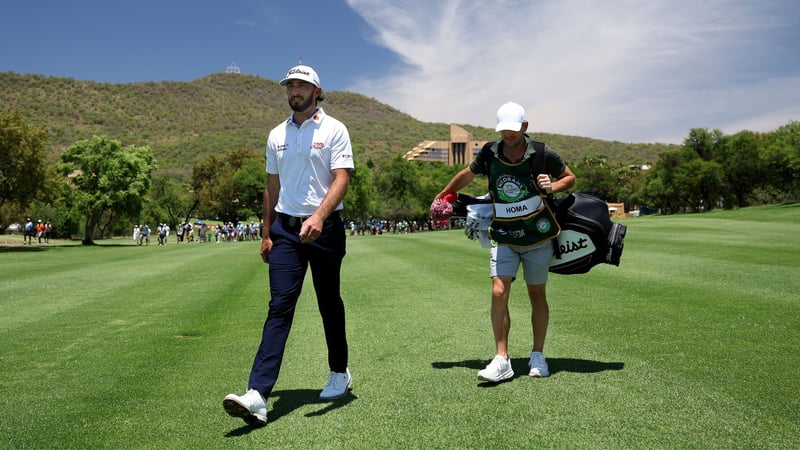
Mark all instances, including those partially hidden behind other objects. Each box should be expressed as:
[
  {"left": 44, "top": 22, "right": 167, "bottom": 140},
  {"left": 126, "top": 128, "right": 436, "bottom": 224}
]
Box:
[
  {"left": 191, "top": 148, "right": 267, "bottom": 223},
  {"left": 58, "top": 136, "right": 157, "bottom": 244},
  {"left": 0, "top": 109, "right": 48, "bottom": 209},
  {"left": 637, "top": 124, "right": 800, "bottom": 212}
]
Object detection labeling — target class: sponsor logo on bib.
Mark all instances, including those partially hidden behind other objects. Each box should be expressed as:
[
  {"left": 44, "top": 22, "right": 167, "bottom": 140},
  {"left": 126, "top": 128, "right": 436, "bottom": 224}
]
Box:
[
  {"left": 536, "top": 218, "right": 552, "bottom": 233},
  {"left": 495, "top": 175, "right": 528, "bottom": 202}
]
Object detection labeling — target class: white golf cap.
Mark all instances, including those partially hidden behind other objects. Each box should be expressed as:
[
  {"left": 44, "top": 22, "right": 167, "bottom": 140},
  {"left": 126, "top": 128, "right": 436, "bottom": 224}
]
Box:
[
  {"left": 279, "top": 64, "right": 320, "bottom": 87},
  {"left": 495, "top": 102, "right": 527, "bottom": 132}
]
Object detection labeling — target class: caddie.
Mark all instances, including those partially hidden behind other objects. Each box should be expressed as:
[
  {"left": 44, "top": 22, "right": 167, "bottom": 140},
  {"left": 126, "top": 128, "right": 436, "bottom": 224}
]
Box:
[{"left": 434, "top": 101, "right": 576, "bottom": 382}]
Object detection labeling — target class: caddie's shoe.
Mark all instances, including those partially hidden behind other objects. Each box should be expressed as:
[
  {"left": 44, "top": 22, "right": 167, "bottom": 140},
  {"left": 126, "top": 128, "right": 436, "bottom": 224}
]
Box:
[
  {"left": 528, "top": 351, "right": 550, "bottom": 377},
  {"left": 477, "top": 355, "right": 514, "bottom": 382},
  {"left": 320, "top": 368, "right": 352, "bottom": 400},
  {"left": 223, "top": 389, "right": 267, "bottom": 427}
]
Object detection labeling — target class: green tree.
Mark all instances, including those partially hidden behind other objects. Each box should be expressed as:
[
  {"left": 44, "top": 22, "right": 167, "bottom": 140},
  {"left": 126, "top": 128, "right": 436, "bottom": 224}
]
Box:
[
  {"left": 147, "top": 175, "right": 196, "bottom": 225},
  {"left": 0, "top": 110, "right": 48, "bottom": 209},
  {"left": 192, "top": 148, "right": 265, "bottom": 223},
  {"left": 761, "top": 121, "right": 800, "bottom": 202},
  {"left": 619, "top": 165, "right": 649, "bottom": 211},
  {"left": 680, "top": 158, "right": 724, "bottom": 211},
  {"left": 191, "top": 154, "right": 221, "bottom": 219},
  {"left": 572, "top": 156, "right": 621, "bottom": 201},
  {"left": 59, "top": 136, "right": 157, "bottom": 244},
  {"left": 373, "top": 155, "right": 425, "bottom": 220},
  {"left": 683, "top": 128, "right": 724, "bottom": 161},
  {"left": 415, "top": 160, "right": 465, "bottom": 201},
  {"left": 642, "top": 131, "right": 728, "bottom": 214},
  {"left": 342, "top": 161, "right": 375, "bottom": 222},
  {"left": 641, "top": 151, "right": 687, "bottom": 214},
  {"left": 718, "top": 131, "right": 762, "bottom": 207},
  {"left": 680, "top": 129, "right": 731, "bottom": 211},
  {"left": 232, "top": 157, "right": 268, "bottom": 220}
]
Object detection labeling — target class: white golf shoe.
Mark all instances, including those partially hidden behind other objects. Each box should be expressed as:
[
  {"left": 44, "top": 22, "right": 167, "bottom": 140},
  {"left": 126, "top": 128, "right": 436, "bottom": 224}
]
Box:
[
  {"left": 528, "top": 351, "right": 550, "bottom": 377},
  {"left": 477, "top": 355, "right": 514, "bottom": 382},
  {"left": 223, "top": 389, "right": 267, "bottom": 426},
  {"left": 320, "top": 368, "right": 352, "bottom": 399}
]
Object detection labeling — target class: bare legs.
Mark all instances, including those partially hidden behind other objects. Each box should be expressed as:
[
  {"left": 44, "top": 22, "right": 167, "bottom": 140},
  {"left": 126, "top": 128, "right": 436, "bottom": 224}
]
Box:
[{"left": 490, "top": 276, "right": 549, "bottom": 356}]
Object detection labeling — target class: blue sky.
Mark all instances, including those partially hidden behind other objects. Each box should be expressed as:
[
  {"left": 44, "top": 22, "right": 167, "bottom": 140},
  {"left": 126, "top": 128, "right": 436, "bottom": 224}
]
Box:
[{"left": 2, "top": 0, "right": 799, "bottom": 144}]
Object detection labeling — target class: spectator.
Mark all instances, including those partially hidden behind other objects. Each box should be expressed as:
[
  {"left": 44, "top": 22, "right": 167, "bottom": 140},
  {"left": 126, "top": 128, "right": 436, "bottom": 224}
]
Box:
[
  {"left": 141, "top": 224, "right": 150, "bottom": 246},
  {"left": 176, "top": 222, "right": 184, "bottom": 243},
  {"left": 36, "top": 220, "right": 45, "bottom": 245},
  {"left": 44, "top": 221, "right": 52, "bottom": 244},
  {"left": 23, "top": 218, "right": 34, "bottom": 245}
]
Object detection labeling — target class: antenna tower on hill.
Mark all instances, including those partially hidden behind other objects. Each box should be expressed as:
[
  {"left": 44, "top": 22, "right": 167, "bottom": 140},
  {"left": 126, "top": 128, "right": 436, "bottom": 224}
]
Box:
[{"left": 226, "top": 63, "right": 241, "bottom": 74}]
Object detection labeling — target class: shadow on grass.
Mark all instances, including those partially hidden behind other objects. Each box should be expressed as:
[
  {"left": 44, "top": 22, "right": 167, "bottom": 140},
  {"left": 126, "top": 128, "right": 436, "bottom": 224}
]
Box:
[
  {"left": 224, "top": 389, "right": 357, "bottom": 437},
  {"left": 0, "top": 242, "right": 135, "bottom": 252},
  {"left": 0, "top": 241, "right": 83, "bottom": 252},
  {"left": 543, "top": 357, "right": 625, "bottom": 375},
  {"left": 0, "top": 245, "right": 51, "bottom": 253},
  {"left": 432, "top": 357, "right": 625, "bottom": 385}
]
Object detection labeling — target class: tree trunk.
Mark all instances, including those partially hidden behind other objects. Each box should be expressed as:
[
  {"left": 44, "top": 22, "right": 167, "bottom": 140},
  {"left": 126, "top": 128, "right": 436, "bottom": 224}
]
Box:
[
  {"left": 184, "top": 199, "right": 200, "bottom": 225},
  {"left": 97, "top": 211, "right": 114, "bottom": 239},
  {"left": 82, "top": 214, "right": 97, "bottom": 245}
]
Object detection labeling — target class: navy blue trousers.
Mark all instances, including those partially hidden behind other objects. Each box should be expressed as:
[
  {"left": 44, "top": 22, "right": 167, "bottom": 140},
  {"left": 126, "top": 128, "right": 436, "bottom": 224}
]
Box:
[{"left": 248, "top": 212, "right": 348, "bottom": 398}]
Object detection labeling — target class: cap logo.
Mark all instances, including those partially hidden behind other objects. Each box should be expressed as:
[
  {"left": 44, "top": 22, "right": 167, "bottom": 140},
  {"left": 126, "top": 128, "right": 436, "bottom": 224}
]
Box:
[
  {"left": 287, "top": 68, "right": 311, "bottom": 77},
  {"left": 280, "top": 65, "right": 320, "bottom": 87}
]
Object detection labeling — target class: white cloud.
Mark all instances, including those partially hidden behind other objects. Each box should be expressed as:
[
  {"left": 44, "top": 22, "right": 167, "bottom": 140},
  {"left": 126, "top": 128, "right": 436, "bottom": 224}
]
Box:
[{"left": 346, "top": 0, "right": 800, "bottom": 143}]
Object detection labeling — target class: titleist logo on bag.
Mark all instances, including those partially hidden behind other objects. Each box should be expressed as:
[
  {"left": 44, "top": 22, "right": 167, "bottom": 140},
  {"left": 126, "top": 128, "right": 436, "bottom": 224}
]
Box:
[{"left": 549, "top": 193, "right": 627, "bottom": 275}]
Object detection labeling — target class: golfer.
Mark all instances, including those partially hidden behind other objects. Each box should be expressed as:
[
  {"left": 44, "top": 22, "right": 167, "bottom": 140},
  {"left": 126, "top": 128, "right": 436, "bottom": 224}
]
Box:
[{"left": 224, "top": 64, "right": 355, "bottom": 426}]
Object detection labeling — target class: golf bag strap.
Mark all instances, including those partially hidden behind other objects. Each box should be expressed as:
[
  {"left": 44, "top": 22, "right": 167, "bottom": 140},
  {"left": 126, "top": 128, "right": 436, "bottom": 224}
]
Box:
[
  {"left": 528, "top": 142, "right": 564, "bottom": 259},
  {"left": 481, "top": 137, "right": 548, "bottom": 185}
]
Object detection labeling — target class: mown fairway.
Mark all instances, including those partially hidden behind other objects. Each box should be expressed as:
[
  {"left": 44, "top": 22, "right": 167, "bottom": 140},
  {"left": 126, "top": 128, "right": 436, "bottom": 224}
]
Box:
[{"left": 1, "top": 204, "right": 798, "bottom": 449}]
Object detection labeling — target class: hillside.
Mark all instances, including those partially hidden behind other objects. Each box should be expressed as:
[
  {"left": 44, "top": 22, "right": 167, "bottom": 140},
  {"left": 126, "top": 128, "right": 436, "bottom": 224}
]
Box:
[{"left": 0, "top": 72, "right": 675, "bottom": 178}]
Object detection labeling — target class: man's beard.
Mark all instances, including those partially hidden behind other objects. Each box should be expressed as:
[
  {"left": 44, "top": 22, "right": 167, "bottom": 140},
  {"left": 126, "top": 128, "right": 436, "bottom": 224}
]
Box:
[{"left": 289, "top": 94, "right": 314, "bottom": 112}]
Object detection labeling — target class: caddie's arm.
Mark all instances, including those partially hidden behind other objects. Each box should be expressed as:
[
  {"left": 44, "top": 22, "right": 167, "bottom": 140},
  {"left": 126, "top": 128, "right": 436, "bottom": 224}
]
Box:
[
  {"left": 436, "top": 167, "right": 477, "bottom": 200},
  {"left": 537, "top": 166, "right": 576, "bottom": 195}
]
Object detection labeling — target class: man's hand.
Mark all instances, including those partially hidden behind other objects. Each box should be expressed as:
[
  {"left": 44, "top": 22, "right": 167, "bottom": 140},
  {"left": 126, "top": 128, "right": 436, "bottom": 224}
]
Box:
[
  {"left": 299, "top": 216, "right": 323, "bottom": 244},
  {"left": 260, "top": 237, "right": 273, "bottom": 263},
  {"left": 536, "top": 174, "right": 553, "bottom": 194}
]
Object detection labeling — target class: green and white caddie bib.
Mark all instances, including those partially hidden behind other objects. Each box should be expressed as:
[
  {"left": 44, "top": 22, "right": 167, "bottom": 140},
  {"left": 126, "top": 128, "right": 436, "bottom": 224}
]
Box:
[{"left": 488, "top": 151, "right": 561, "bottom": 247}]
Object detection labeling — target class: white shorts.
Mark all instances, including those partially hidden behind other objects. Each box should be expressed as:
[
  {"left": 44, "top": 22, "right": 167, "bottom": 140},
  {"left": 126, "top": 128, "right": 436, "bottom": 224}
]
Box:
[{"left": 490, "top": 242, "right": 553, "bottom": 285}]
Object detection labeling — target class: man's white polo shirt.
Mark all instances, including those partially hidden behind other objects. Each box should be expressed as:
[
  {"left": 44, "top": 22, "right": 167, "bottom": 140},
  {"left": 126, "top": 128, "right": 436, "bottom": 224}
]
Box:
[{"left": 266, "top": 108, "right": 354, "bottom": 217}]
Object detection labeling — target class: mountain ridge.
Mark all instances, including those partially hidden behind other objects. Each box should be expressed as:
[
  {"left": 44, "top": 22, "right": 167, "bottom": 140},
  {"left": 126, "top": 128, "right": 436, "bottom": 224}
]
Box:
[{"left": 0, "top": 71, "right": 676, "bottom": 178}]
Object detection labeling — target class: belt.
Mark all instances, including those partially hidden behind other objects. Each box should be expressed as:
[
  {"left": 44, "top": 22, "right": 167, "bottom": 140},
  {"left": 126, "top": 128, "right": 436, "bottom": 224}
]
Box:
[{"left": 277, "top": 213, "right": 310, "bottom": 229}]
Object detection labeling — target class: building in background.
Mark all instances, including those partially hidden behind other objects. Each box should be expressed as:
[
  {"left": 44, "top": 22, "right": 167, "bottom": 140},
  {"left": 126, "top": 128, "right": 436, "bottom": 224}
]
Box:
[{"left": 403, "top": 124, "right": 487, "bottom": 166}]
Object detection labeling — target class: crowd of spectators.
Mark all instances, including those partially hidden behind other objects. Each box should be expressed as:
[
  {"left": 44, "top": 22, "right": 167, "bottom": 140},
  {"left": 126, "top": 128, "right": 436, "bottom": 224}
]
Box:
[
  {"left": 132, "top": 221, "right": 263, "bottom": 245},
  {"left": 21, "top": 217, "right": 53, "bottom": 245},
  {"left": 7, "top": 216, "right": 464, "bottom": 246},
  {"left": 347, "top": 218, "right": 465, "bottom": 236}
]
